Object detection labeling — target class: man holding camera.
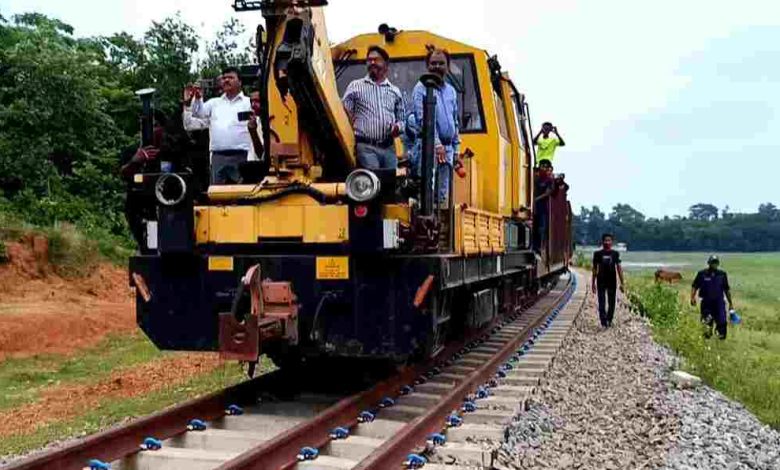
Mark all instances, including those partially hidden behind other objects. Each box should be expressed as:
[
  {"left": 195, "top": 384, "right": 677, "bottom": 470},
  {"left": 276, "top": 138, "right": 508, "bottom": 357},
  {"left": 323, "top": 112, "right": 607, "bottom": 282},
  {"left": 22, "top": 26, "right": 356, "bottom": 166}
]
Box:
[
  {"left": 534, "top": 122, "right": 566, "bottom": 165},
  {"left": 183, "top": 67, "right": 263, "bottom": 185},
  {"left": 119, "top": 111, "right": 166, "bottom": 252}
]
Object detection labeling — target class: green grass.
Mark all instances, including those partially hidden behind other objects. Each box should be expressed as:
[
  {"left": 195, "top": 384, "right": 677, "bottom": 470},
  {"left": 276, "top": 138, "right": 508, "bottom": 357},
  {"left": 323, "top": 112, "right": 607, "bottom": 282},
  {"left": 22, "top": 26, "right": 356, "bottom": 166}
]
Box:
[
  {"left": 0, "top": 363, "right": 249, "bottom": 457},
  {"left": 621, "top": 251, "right": 780, "bottom": 429},
  {"left": 0, "top": 334, "right": 164, "bottom": 412}
]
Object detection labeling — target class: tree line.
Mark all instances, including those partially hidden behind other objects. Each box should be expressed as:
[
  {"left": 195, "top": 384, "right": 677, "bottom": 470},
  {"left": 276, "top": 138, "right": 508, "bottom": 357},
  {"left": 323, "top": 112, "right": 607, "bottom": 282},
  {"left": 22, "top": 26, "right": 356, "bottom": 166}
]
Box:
[
  {"left": 574, "top": 203, "right": 780, "bottom": 252},
  {"left": 0, "top": 12, "right": 252, "bottom": 241}
]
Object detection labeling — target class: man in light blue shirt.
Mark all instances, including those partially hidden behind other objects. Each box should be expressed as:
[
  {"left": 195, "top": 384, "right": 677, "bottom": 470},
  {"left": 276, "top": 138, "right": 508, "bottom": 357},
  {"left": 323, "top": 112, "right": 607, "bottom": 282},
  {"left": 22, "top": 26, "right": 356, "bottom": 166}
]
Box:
[{"left": 412, "top": 49, "right": 460, "bottom": 204}]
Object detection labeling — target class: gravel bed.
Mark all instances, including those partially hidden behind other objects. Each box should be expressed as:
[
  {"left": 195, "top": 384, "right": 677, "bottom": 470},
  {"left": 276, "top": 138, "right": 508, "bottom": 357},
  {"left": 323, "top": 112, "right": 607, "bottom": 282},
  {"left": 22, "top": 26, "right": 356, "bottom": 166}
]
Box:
[{"left": 497, "top": 288, "right": 780, "bottom": 470}]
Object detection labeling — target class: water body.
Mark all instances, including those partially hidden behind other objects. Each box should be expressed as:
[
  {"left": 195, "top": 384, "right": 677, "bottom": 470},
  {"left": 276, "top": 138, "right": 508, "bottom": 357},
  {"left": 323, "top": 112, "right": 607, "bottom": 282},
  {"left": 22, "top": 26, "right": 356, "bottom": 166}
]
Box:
[
  {"left": 580, "top": 250, "right": 698, "bottom": 272},
  {"left": 621, "top": 261, "right": 691, "bottom": 271}
]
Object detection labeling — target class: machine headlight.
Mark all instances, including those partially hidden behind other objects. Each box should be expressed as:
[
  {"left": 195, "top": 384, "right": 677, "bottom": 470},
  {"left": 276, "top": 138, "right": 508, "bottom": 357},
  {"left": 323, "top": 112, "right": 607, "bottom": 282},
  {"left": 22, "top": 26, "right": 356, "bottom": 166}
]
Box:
[
  {"left": 345, "top": 169, "right": 381, "bottom": 203},
  {"left": 155, "top": 173, "right": 188, "bottom": 207}
]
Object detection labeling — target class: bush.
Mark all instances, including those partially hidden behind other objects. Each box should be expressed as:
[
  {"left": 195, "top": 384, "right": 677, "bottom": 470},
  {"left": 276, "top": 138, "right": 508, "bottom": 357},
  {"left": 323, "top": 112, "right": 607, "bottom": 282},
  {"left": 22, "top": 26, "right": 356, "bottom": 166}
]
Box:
[
  {"left": 573, "top": 250, "right": 592, "bottom": 269},
  {"left": 627, "top": 282, "right": 680, "bottom": 328},
  {"left": 45, "top": 223, "right": 101, "bottom": 277}
]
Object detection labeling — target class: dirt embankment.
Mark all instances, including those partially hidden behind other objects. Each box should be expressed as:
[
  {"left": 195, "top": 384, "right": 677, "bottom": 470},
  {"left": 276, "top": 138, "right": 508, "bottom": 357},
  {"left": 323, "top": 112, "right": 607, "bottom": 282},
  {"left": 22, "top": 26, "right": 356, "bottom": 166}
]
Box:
[{"left": 0, "top": 236, "right": 135, "bottom": 359}]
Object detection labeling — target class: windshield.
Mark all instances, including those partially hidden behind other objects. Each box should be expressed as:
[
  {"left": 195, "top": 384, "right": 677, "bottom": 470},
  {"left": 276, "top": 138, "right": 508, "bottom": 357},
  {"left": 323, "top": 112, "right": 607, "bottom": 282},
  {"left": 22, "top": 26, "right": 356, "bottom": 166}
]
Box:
[{"left": 335, "top": 55, "right": 485, "bottom": 133}]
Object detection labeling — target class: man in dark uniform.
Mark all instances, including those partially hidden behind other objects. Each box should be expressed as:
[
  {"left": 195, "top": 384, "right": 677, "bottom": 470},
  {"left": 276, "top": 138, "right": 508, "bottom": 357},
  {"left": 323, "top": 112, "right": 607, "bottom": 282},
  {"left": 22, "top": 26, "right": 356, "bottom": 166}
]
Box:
[
  {"left": 119, "top": 112, "right": 165, "bottom": 253},
  {"left": 691, "top": 255, "right": 735, "bottom": 340},
  {"left": 533, "top": 159, "right": 555, "bottom": 253},
  {"left": 591, "top": 233, "right": 625, "bottom": 328}
]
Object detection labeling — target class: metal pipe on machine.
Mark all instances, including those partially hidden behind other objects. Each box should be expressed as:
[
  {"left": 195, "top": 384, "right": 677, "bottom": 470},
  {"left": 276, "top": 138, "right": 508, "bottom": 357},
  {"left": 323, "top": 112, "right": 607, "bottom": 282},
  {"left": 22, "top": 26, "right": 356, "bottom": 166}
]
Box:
[
  {"left": 419, "top": 74, "right": 441, "bottom": 217},
  {"left": 135, "top": 88, "right": 156, "bottom": 147}
]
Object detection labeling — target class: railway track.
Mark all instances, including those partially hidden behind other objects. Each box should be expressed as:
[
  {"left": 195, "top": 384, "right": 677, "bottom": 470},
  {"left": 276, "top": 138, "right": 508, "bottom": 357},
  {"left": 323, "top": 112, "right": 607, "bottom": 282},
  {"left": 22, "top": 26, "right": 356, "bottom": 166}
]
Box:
[{"left": 4, "top": 271, "right": 584, "bottom": 470}]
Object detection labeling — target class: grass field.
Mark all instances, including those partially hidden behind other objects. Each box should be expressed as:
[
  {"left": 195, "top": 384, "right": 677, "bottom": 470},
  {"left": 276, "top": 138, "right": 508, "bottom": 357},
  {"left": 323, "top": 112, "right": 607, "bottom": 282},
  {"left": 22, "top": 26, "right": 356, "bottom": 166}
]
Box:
[{"left": 614, "top": 251, "right": 780, "bottom": 429}]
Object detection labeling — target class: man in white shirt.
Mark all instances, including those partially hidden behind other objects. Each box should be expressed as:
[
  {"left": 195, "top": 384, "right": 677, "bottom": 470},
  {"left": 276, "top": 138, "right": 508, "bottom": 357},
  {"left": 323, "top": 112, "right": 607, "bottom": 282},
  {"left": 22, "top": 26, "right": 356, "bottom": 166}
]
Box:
[{"left": 183, "top": 67, "right": 262, "bottom": 185}]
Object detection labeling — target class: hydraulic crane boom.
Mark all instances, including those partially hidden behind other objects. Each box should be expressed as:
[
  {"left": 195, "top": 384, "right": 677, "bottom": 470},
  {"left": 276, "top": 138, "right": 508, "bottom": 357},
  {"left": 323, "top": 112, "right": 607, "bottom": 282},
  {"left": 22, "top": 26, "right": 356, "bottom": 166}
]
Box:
[{"left": 237, "top": 0, "right": 356, "bottom": 179}]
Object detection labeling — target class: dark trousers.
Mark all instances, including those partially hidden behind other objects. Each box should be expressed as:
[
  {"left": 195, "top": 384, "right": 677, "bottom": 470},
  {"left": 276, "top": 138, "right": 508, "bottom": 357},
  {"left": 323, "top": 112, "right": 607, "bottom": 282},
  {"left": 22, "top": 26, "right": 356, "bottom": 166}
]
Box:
[
  {"left": 701, "top": 300, "right": 727, "bottom": 339},
  {"left": 597, "top": 284, "right": 617, "bottom": 326},
  {"left": 211, "top": 151, "right": 248, "bottom": 185},
  {"left": 532, "top": 210, "right": 548, "bottom": 252}
]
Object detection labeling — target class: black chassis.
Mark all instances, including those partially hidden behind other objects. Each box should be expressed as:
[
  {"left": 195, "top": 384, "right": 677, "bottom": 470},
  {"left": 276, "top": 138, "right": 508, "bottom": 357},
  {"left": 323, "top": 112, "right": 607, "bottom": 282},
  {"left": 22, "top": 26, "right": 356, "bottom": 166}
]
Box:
[{"left": 129, "top": 249, "right": 538, "bottom": 362}]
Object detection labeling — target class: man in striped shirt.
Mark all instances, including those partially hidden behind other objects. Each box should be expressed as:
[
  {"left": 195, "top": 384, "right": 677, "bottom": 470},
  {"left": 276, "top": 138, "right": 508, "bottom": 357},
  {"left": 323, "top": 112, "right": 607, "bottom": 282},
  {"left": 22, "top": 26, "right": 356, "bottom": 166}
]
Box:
[{"left": 342, "top": 46, "right": 405, "bottom": 169}]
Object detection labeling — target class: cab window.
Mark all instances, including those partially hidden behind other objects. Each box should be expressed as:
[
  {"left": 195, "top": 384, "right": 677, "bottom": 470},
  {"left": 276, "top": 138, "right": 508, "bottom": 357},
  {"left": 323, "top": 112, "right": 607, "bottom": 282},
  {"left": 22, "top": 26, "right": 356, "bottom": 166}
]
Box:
[
  {"left": 336, "top": 55, "right": 486, "bottom": 133},
  {"left": 494, "top": 91, "right": 510, "bottom": 140}
]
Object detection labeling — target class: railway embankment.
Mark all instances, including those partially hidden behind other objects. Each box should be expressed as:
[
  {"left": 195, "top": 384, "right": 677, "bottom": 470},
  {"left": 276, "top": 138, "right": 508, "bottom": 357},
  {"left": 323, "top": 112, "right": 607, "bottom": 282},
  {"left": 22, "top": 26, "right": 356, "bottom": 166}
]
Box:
[
  {"left": 0, "top": 232, "right": 247, "bottom": 460},
  {"left": 498, "top": 286, "right": 780, "bottom": 469}
]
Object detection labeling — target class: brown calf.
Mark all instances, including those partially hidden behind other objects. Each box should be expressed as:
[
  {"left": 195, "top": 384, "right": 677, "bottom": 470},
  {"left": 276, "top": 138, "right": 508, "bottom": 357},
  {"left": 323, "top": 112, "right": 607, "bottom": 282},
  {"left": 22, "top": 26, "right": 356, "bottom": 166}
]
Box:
[{"left": 655, "top": 269, "right": 683, "bottom": 284}]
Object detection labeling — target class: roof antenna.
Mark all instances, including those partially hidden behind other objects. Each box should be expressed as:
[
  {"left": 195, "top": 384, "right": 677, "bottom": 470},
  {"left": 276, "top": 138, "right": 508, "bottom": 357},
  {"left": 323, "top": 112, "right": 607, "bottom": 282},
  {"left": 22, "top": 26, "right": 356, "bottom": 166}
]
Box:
[{"left": 378, "top": 23, "right": 399, "bottom": 43}]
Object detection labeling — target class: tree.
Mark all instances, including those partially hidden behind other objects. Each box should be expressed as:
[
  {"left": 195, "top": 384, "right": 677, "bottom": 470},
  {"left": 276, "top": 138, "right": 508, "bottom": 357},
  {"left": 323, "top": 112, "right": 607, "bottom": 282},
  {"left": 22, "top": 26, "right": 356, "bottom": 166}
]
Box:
[
  {"left": 571, "top": 199, "right": 780, "bottom": 252},
  {"left": 140, "top": 14, "right": 199, "bottom": 112},
  {"left": 689, "top": 203, "right": 719, "bottom": 221},
  {"left": 199, "top": 18, "right": 253, "bottom": 78},
  {"left": 609, "top": 204, "right": 645, "bottom": 225},
  {"left": 758, "top": 203, "right": 779, "bottom": 221},
  {"left": 0, "top": 13, "right": 129, "bottom": 233}
]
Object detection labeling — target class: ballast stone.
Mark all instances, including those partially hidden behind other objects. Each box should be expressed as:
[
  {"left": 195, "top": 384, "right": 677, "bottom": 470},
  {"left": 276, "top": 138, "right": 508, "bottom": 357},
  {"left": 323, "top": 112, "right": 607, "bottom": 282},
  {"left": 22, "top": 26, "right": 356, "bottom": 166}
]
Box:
[{"left": 670, "top": 371, "right": 702, "bottom": 389}]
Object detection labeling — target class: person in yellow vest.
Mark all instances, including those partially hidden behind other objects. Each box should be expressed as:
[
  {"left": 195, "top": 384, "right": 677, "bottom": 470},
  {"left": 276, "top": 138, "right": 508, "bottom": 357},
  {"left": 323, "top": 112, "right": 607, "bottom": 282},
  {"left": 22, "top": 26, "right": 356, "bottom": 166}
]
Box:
[{"left": 534, "top": 122, "right": 566, "bottom": 165}]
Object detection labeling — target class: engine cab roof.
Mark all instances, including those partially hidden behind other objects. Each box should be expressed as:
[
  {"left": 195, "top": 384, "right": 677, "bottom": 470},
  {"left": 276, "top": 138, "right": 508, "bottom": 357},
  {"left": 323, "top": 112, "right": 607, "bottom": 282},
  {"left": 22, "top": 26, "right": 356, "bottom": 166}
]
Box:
[{"left": 332, "top": 30, "right": 490, "bottom": 63}]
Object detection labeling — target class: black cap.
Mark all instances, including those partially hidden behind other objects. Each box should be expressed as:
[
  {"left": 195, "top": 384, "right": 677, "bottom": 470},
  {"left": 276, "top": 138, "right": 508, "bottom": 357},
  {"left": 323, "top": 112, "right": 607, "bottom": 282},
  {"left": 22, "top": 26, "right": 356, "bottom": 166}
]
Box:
[{"left": 707, "top": 255, "right": 720, "bottom": 265}]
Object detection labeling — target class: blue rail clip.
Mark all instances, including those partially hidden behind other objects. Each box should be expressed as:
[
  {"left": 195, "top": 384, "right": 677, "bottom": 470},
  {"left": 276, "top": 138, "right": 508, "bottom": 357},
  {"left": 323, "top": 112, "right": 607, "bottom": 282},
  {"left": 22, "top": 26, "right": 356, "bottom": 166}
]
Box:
[
  {"left": 446, "top": 414, "right": 464, "bottom": 427},
  {"left": 187, "top": 419, "right": 207, "bottom": 431},
  {"left": 379, "top": 397, "right": 395, "bottom": 408},
  {"left": 330, "top": 427, "right": 350, "bottom": 439},
  {"left": 140, "top": 437, "right": 162, "bottom": 451},
  {"left": 405, "top": 453, "right": 427, "bottom": 468},
  {"left": 86, "top": 459, "right": 111, "bottom": 470},
  {"left": 427, "top": 433, "right": 446, "bottom": 446},
  {"left": 297, "top": 447, "right": 319, "bottom": 461}
]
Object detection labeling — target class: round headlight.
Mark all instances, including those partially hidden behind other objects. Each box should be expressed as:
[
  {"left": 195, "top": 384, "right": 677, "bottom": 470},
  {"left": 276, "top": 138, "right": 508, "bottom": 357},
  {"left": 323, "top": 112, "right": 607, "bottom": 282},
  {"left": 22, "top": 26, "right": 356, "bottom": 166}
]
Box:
[
  {"left": 155, "top": 173, "right": 188, "bottom": 207},
  {"left": 345, "top": 169, "right": 381, "bottom": 203}
]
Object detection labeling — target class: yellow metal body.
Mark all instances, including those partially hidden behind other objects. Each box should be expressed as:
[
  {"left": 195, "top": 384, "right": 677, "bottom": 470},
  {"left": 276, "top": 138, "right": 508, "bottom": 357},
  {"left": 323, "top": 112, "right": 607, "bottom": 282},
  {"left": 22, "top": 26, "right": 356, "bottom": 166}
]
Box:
[
  {"left": 264, "top": 7, "right": 356, "bottom": 179},
  {"left": 207, "top": 182, "right": 346, "bottom": 202},
  {"left": 454, "top": 207, "right": 506, "bottom": 256},
  {"left": 333, "top": 30, "right": 534, "bottom": 255},
  {"left": 199, "top": 15, "right": 534, "bottom": 257},
  {"left": 195, "top": 204, "right": 349, "bottom": 245}
]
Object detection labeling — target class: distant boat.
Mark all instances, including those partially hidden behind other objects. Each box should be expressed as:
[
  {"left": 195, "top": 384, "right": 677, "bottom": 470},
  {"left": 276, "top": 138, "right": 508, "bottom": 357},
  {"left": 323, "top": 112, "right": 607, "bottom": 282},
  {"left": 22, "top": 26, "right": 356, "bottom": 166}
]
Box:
[{"left": 615, "top": 243, "right": 628, "bottom": 252}]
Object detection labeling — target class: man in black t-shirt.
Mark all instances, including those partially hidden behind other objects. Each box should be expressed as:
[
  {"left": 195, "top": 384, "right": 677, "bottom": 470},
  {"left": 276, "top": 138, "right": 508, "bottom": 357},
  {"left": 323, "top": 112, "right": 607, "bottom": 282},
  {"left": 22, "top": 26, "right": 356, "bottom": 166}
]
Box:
[
  {"left": 591, "top": 233, "right": 625, "bottom": 328},
  {"left": 691, "top": 255, "right": 734, "bottom": 340}
]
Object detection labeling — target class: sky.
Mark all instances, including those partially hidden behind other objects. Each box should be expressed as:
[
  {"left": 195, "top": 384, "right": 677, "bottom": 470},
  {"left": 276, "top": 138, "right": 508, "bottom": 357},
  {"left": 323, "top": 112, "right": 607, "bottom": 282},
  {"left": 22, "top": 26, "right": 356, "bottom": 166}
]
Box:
[{"left": 1, "top": 0, "right": 778, "bottom": 218}]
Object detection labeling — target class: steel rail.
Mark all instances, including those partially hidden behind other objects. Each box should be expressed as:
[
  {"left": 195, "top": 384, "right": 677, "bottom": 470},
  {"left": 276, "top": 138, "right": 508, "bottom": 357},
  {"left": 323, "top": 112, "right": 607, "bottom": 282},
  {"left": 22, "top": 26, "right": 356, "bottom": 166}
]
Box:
[
  {"left": 217, "top": 286, "right": 549, "bottom": 470},
  {"left": 3, "top": 278, "right": 561, "bottom": 470},
  {"left": 352, "top": 275, "right": 576, "bottom": 470},
  {"left": 213, "top": 307, "right": 530, "bottom": 470},
  {"left": 3, "top": 372, "right": 283, "bottom": 470}
]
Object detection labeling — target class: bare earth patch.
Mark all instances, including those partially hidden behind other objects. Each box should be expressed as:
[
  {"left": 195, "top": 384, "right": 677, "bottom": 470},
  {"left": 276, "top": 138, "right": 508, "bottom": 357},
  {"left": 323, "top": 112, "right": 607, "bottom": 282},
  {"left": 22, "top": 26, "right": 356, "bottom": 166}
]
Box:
[{"left": 0, "top": 239, "right": 135, "bottom": 359}]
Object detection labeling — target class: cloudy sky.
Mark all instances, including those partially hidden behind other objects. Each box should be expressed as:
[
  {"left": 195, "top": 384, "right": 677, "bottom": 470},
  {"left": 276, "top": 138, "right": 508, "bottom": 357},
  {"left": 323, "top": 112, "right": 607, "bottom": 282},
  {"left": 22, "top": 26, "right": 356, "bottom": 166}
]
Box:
[{"left": 2, "top": 0, "right": 778, "bottom": 217}]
